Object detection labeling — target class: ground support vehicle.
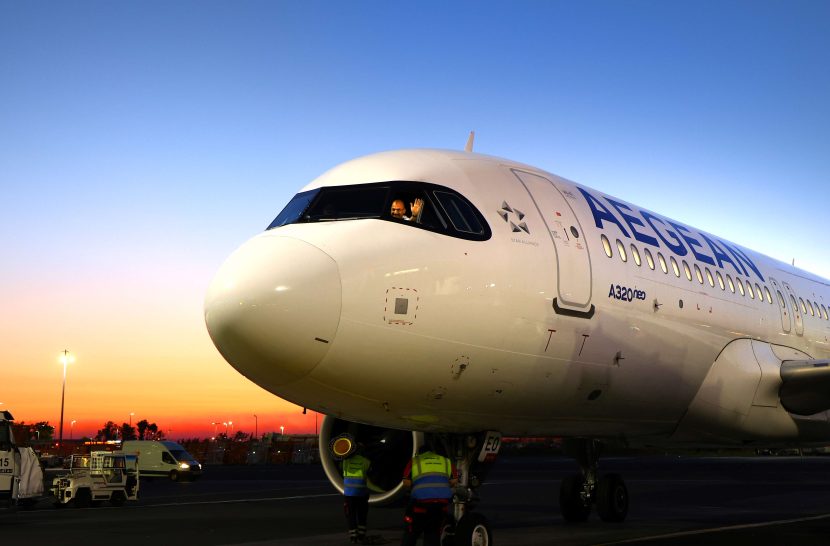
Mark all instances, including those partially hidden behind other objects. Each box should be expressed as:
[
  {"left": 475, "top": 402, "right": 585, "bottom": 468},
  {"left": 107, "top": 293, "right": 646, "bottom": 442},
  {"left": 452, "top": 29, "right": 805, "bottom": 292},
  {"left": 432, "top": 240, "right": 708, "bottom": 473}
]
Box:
[
  {"left": 121, "top": 440, "right": 202, "bottom": 481},
  {"left": 1, "top": 411, "right": 46, "bottom": 512},
  {"left": 51, "top": 451, "right": 139, "bottom": 507},
  {"left": 0, "top": 411, "right": 20, "bottom": 512}
]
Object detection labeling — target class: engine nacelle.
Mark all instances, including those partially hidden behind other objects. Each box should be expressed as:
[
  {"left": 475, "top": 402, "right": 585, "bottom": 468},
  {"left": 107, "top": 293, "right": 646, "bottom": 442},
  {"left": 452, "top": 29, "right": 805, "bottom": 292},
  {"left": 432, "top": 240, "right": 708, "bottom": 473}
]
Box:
[{"left": 319, "top": 415, "right": 422, "bottom": 504}]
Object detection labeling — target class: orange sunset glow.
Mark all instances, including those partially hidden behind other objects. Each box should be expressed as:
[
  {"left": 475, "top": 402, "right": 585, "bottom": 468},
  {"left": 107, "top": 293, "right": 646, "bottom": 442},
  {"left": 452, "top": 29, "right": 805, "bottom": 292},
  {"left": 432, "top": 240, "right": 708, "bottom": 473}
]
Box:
[{"left": 3, "top": 261, "right": 321, "bottom": 440}]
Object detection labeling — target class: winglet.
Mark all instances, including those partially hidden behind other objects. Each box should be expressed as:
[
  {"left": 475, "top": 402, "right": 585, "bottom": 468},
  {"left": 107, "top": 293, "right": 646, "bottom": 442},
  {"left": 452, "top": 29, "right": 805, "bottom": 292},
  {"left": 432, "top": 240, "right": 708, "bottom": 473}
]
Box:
[{"left": 465, "top": 131, "right": 475, "bottom": 152}]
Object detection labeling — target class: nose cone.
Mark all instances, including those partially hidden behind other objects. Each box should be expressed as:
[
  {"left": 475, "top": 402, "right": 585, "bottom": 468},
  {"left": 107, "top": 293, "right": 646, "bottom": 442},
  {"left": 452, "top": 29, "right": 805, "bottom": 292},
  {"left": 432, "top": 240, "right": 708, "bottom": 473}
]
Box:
[{"left": 205, "top": 235, "right": 341, "bottom": 389}]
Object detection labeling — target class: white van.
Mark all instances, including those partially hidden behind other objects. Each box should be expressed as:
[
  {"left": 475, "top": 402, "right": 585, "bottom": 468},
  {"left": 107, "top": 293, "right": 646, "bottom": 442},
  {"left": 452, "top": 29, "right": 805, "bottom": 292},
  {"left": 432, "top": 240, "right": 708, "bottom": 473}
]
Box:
[{"left": 121, "top": 441, "right": 202, "bottom": 481}]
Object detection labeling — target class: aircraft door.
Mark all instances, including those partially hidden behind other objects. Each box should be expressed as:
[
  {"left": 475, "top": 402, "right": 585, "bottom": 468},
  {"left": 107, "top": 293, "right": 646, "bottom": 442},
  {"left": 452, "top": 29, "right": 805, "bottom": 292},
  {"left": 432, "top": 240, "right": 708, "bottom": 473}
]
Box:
[
  {"left": 512, "top": 170, "right": 594, "bottom": 317},
  {"left": 781, "top": 281, "right": 804, "bottom": 336},
  {"left": 767, "top": 277, "right": 791, "bottom": 334}
]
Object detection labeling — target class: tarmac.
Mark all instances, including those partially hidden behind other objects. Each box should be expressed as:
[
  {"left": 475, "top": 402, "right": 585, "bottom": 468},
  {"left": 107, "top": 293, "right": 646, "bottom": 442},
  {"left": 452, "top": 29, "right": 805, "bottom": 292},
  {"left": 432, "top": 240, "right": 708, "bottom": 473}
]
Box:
[{"left": 3, "top": 455, "right": 830, "bottom": 545}]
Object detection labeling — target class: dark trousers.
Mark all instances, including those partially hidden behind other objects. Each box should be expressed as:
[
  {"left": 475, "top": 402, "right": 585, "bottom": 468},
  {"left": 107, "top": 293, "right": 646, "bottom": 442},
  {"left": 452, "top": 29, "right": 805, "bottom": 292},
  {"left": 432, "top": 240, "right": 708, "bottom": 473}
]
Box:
[
  {"left": 401, "top": 501, "right": 448, "bottom": 546},
  {"left": 344, "top": 495, "right": 369, "bottom": 540}
]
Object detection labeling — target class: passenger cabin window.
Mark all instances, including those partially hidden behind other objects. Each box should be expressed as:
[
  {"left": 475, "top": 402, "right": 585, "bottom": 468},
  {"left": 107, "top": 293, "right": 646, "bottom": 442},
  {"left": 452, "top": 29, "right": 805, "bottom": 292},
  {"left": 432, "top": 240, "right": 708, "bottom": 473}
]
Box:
[
  {"left": 670, "top": 256, "right": 680, "bottom": 277},
  {"left": 746, "top": 281, "right": 755, "bottom": 299},
  {"left": 694, "top": 264, "right": 703, "bottom": 284},
  {"left": 616, "top": 239, "right": 627, "bottom": 262},
  {"left": 658, "top": 253, "right": 668, "bottom": 274},
  {"left": 682, "top": 260, "right": 692, "bottom": 281},
  {"left": 601, "top": 235, "right": 613, "bottom": 257},
  {"left": 726, "top": 274, "right": 735, "bottom": 293},
  {"left": 267, "top": 182, "right": 490, "bottom": 241},
  {"left": 737, "top": 278, "right": 745, "bottom": 296},
  {"left": 644, "top": 248, "right": 655, "bottom": 270},
  {"left": 631, "top": 244, "right": 641, "bottom": 266},
  {"left": 776, "top": 290, "right": 786, "bottom": 308},
  {"left": 755, "top": 284, "right": 766, "bottom": 303},
  {"left": 799, "top": 298, "right": 807, "bottom": 314}
]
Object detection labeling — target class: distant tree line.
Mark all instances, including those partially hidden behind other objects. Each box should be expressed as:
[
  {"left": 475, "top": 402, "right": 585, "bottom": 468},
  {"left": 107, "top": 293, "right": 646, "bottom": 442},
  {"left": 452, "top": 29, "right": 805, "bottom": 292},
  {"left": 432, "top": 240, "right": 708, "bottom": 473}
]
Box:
[
  {"left": 8, "top": 419, "right": 168, "bottom": 444},
  {"left": 95, "top": 419, "right": 165, "bottom": 441},
  {"left": 11, "top": 421, "right": 55, "bottom": 442}
]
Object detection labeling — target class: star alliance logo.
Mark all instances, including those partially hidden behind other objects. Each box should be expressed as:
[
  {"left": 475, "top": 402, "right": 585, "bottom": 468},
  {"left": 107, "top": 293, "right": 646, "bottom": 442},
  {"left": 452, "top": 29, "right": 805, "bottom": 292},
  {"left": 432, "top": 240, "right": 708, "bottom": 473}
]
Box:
[{"left": 498, "top": 202, "right": 530, "bottom": 234}]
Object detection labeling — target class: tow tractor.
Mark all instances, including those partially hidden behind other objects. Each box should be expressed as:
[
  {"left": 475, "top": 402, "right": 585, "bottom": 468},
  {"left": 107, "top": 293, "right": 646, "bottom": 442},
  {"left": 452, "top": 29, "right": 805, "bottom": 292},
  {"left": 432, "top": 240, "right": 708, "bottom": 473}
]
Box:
[{"left": 52, "top": 451, "right": 139, "bottom": 507}]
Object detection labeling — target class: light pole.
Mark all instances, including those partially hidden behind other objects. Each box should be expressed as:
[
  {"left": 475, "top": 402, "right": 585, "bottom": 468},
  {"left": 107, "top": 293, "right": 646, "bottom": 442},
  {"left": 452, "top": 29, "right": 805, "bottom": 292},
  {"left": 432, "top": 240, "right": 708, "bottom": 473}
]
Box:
[
  {"left": 212, "top": 422, "right": 218, "bottom": 437},
  {"left": 229, "top": 421, "right": 233, "bottom": 436},
  {"left": 253, "top": 414, "right": 258, "bottom": 439},
  {"left": 129, "top": 412, "right": 134, "bottom": 427},
  {"left": 58, "top": 350, "right": 75, "bottom": 452},
  {"left": 280, "top": 425, "right": 284, "bottom": 438},
  {"left": 70, "top": 420, "right": 76, "bottom": 440},
  {"left": 223, "top": 422, "right": 228, "bottom": 436}
]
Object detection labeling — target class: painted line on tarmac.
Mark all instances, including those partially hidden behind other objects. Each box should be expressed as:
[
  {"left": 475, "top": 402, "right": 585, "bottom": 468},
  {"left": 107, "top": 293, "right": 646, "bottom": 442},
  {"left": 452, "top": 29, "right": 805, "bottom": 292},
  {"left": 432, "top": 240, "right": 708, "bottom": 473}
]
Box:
[
  {"left": 597, "top": 512, "right": 830, "bottom": 544},
  {"left": 141, "top": 492, "right": 341, "bottom": 508}
]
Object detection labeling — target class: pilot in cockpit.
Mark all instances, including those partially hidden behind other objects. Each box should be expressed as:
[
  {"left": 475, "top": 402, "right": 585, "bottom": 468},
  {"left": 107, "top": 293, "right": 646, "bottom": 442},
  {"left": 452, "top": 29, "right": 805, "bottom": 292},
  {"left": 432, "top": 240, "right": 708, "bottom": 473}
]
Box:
[{"left": 390, "top": 198, "right": 424, "bottom": 222}]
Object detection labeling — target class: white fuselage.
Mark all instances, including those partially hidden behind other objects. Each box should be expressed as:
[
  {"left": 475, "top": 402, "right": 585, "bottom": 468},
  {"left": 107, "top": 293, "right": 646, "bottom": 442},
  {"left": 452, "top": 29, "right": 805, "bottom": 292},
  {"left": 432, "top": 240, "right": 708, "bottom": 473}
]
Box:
[{"left": 205, "top": 149, "right": 830, "bottom": 446}]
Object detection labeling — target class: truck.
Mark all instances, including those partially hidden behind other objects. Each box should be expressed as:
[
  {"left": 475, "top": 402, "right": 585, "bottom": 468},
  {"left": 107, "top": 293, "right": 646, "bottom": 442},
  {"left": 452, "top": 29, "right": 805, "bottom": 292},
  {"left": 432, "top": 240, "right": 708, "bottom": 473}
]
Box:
[
  {"left": 51, "top": 451, "right": 139, "bottom": 507},
  {"left": 0, "top": 410, "right": 44, "bottom": 512},
  {"left": 121, "top": 440, "right": 202, "bottom": 481}
]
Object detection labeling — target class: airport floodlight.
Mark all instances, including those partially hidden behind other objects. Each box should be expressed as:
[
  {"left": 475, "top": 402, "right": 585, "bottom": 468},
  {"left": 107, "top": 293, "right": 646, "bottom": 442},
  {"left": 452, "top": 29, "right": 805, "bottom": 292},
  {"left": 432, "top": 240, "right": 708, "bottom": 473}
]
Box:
[{"left": 58, "top": 349, "right": 75, "bottom": 452}]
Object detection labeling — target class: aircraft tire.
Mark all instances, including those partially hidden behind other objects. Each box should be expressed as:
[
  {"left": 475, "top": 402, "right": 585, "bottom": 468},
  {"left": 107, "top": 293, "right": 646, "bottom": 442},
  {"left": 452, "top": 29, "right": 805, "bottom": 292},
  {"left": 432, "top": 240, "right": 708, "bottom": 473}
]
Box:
[
  {"left": 596, "top": 473, "right": 628, "bottom": 522},
  {"left": 453, "top": 512, "right": 492, "bottom": 546},
  {"left": 559, "top": 474, "right": 591, "bottom": 522}
]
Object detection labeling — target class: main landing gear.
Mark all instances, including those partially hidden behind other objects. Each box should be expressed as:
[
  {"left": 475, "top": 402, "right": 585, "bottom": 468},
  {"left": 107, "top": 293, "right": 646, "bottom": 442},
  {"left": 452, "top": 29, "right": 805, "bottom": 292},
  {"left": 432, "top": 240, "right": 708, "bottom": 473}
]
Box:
[{"left": 559, "top": 439, "right": 629, "bottom": 523}]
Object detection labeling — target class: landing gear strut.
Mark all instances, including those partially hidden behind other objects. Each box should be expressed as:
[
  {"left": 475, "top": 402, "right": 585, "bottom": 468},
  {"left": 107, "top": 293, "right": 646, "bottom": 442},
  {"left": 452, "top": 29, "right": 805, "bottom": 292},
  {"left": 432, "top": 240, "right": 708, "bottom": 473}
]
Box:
[{"left": 559, "top": 439, "right": 629, "bottom": 523}]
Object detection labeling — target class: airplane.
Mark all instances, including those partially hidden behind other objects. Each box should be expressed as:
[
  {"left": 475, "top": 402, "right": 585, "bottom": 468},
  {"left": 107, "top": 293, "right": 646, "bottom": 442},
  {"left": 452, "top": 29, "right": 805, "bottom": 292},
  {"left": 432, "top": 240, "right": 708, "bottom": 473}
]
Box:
[{"left": 204, "top": 146, "right": 830, "bottom": 545}]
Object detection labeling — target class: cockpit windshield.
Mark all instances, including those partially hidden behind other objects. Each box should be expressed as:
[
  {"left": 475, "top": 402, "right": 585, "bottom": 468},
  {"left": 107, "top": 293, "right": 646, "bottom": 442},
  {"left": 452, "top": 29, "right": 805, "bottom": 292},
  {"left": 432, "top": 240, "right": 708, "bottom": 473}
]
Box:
[{"left": 267, "top": 181, "right": 490, "bottom": 241}]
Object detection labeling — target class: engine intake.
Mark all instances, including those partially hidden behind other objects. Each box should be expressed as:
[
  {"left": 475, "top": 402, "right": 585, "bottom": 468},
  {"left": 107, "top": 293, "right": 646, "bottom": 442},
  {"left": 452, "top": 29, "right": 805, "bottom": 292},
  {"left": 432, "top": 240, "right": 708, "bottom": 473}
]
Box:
[{"left": 319, "top": 415, "right": 422, "bottom": 504}]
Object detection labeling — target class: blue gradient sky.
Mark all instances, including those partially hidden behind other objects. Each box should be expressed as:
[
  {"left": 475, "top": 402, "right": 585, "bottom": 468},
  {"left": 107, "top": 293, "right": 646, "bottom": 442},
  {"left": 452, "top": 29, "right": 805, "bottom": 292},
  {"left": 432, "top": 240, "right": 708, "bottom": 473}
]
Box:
[{"left": 2, "top": 1, "right": 829, "bottom": 438}]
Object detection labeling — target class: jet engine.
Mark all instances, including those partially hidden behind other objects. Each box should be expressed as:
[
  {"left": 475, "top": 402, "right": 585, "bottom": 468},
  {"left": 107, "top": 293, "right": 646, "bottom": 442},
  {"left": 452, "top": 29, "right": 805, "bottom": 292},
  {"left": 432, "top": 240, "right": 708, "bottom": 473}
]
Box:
[{"left": 319, "top": 415, "right": 423, "bottom": 504}]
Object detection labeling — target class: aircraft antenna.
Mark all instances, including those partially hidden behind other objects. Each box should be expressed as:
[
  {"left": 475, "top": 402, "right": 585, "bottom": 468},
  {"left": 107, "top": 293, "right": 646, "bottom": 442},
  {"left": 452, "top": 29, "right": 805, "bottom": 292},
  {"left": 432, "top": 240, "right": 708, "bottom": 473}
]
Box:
[{"left": 465, "top": 131, "right": 475, "bottom": 152}]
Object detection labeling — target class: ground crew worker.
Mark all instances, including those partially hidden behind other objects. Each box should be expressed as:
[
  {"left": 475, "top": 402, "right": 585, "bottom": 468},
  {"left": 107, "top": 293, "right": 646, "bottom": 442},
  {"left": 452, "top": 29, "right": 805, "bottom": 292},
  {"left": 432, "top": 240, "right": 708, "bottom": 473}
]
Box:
[
  {"left": 400, "top": 444, "right": 458, "bottom": 546},
  {"left": 342, "top": 446, "right": 372, "bottom": 543}
]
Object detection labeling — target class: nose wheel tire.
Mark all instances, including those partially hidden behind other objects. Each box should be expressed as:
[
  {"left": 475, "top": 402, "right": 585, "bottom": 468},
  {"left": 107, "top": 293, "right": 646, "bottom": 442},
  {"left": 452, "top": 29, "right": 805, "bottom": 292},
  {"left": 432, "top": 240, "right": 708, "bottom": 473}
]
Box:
[
  {"left": 453, "top": 512, "right": 492, "bottom": 546},
  {"left": 596, "top": 473, "right": 628, "bottom": 522}
]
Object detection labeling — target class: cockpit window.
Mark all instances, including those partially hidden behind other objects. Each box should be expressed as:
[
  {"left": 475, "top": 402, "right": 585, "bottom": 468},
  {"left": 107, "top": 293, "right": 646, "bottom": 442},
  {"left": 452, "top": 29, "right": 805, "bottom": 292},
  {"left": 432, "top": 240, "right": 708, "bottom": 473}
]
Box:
[
  {"left": 434, "top": 191, "right": 486, "bottom": 235},
  {"left": 267, "top": 181, "right": 490, "bottom": 241},
  {"left": 267, "top": 189, "right": 320, "bottom": 229},
  {"left": 304, "top": 186, "right": 389, "bottom": 222}
]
